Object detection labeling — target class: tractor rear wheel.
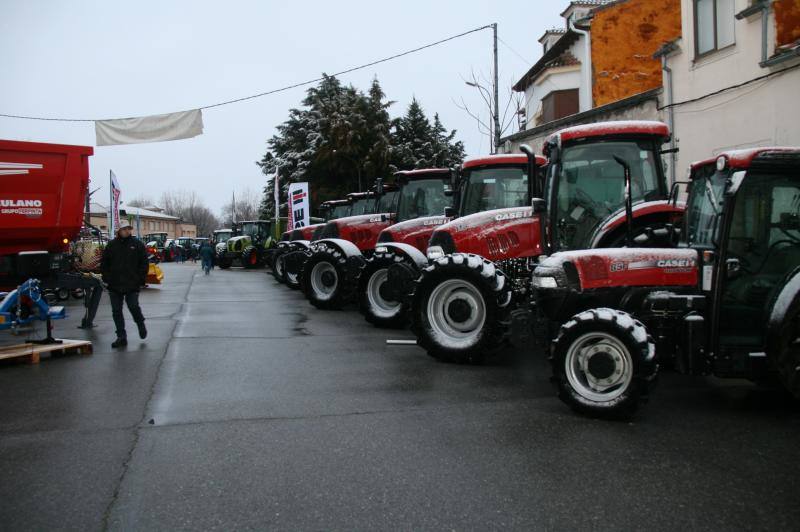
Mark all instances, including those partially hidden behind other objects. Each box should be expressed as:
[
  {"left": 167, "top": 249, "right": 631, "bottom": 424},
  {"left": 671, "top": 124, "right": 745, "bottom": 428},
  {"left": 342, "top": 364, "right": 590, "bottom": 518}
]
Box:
[
  {"left": 551, "top": 308, "right": 656, "bottom": 419},
  {"left": 242, "top": 246, "right": 259, "bottom": 269},
  {"left": 217, "top": 255, "right": 232, "bottom": 269},
  {"left": 774, "top": 295, "right": 800, "bottom": 398},
  {"left": 411, "top": 253, "right": 511, "bottom": 364},
  {"left": 301, "top": 245, "right": 355, "bottom": 310},
  {"left": 358, "top": 249, "right": 409, "bottom": 328}
]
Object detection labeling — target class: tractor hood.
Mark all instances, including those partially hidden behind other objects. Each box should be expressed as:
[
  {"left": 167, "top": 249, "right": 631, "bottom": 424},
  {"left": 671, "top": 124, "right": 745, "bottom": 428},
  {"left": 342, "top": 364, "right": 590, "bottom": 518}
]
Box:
[
  {"left": 227, "top": 235, "right": 251, "bottom": 252},
  {"left": 321, "top": 212, "right": 393, "bottom": 251},
  {"left": 378, "top": 215, "right": 450, "bottom": 251},
  {"left": 429, "top": 207, "right": 542, "bottom": 261},
  {"left": 535, "top": 247, "right": 699, "bottom": 291}
]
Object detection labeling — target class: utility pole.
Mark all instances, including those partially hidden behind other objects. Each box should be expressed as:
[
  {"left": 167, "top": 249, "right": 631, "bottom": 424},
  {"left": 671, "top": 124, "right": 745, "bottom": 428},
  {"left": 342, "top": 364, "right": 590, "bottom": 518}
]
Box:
[{"left": 492, "top": 23, "right": 501, "bottom": 154}]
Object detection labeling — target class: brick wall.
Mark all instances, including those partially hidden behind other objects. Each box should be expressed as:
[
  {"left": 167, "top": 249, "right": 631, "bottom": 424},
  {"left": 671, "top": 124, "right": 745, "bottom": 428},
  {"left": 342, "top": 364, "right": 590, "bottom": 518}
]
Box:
[{"left": 775, "top": 0, "right": 800, "bottom": 47}]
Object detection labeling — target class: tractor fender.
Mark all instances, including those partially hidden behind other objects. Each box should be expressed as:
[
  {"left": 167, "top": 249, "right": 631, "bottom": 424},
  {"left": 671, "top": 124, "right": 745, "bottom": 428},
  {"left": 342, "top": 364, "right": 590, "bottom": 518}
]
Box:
[
  {"left": 767, "top": 267, "right": 800, "bottom": 347},
  {"left": 314, "top": 238, "right": 364, "bottom": 258},
  {"left": 376, "top": 242, "right": 428, "bottom": 269}
]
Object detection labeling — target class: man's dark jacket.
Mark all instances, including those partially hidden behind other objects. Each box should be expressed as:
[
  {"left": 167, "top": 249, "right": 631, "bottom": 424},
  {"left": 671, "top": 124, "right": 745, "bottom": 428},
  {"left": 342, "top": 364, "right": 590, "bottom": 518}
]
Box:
[{"left": 101, "top": 236, "right": 149, "bottom": 293}]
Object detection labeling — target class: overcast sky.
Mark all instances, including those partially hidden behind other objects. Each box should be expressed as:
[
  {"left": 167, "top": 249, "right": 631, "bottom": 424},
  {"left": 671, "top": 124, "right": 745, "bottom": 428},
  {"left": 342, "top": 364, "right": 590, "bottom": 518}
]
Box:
[{"left": 0, "top": 0, "right": 563, "bottom": 214}]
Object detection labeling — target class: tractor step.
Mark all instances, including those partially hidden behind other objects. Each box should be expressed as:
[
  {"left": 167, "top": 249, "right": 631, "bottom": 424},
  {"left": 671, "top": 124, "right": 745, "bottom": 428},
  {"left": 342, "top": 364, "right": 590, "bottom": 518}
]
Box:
[{"left": 0, "top": 339, "right": 92, "bottom": 365}]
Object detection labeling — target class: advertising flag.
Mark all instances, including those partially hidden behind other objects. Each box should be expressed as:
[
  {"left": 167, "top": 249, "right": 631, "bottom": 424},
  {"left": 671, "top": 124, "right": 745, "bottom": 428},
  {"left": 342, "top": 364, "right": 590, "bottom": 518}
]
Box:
[
  {"left": 287, "top": 182, "right": 309, "bottom": 228},
  {"left": 110, "top": 170, "right": 121, "bottom": 236}
]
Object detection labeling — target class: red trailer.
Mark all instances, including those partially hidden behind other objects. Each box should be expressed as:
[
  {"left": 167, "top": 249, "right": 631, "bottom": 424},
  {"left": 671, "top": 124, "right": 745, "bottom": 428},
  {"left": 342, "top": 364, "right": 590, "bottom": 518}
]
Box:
[{"left": 0, "top": 139, "right": 94, "bottom": 286}]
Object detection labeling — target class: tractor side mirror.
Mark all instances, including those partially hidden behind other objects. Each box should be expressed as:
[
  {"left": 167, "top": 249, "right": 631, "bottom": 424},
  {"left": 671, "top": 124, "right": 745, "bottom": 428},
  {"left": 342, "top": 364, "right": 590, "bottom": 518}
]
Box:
[
  {"left": 531, "top": 197, "right": 547, "bottom": 214},
  {"left": 444, "top": 206, "right": 457, "bottom": 217}
]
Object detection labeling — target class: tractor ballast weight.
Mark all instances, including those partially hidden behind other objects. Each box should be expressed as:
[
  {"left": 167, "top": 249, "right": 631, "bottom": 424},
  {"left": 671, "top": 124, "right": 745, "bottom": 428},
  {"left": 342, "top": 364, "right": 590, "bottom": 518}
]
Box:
[
  {"left": 411, "top": 121, "right": 685, "bottom": 364},
  {"left": 532, "top": 147, "right": 800, "bottom": 418}
]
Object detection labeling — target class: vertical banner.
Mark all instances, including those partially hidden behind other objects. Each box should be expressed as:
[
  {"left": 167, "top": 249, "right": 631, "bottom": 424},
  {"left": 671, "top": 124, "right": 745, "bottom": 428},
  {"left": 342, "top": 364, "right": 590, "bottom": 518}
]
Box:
[
  {"left": 110, "top": 170, "right": 121, "bottom": 237},
  {"left": 273, "top": 169, "right": 280, "bottom": 235},
  {"left": 287, "top": 182, "right": 309, "bottom": 228}
]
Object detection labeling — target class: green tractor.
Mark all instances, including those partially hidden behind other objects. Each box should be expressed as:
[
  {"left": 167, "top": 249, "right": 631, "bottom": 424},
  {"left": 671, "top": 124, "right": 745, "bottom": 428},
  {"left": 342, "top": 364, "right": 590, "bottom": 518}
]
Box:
[{"left": 217, "top": 220, "right": 275, "bottom": 269}]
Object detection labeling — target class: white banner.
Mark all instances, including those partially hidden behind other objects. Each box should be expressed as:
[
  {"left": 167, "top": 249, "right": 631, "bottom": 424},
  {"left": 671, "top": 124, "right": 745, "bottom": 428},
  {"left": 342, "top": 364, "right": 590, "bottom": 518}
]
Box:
[
  {"left": 110, "top": 170, "right": 121, "bottom": 236},
  {"left": 95, "top": 109, "right": 204, "bottom": 146},
  {"left": 287, "top": 182, "right": 309, "bottom": 229}
]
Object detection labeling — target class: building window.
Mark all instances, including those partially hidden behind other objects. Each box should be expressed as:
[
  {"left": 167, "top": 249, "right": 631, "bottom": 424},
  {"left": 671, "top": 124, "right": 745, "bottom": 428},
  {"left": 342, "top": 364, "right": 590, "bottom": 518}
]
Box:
[
  {"left": 540, "top": 89, "right": 579, "bottom": 124},
  {"left": 695, "top": 0, "right": 735, "bottom": 57}
]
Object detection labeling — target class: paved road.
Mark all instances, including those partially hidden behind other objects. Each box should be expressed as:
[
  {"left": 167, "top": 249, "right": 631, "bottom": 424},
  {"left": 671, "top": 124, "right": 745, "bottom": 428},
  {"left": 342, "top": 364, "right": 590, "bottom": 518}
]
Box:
[{"left": 1, "top": 263, "right": 799, "bottom": 531}]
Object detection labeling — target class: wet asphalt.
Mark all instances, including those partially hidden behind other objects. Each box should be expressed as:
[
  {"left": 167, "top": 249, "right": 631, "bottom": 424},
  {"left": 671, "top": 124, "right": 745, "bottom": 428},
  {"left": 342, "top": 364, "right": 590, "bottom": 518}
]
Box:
[{"left": 1, "top": 262, "right": 799, "bottom": 531}]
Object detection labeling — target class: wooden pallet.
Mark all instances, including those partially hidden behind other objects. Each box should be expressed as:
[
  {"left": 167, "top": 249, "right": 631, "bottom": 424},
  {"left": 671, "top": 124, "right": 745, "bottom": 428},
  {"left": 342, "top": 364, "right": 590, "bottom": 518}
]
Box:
[{"left": 0, "top": 339, "right": 93, "bottom": 365}]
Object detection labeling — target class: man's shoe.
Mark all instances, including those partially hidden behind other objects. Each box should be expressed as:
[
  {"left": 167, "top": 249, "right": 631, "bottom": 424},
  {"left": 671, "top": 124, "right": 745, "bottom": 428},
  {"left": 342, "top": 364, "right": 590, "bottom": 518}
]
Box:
[
  {"left": 78, "top": 321, "right": 96, "bottom": 329},
  {"left": 112, "top": 338, "right": 128, "bottom": 348},
  {"left": 137, "top": 322, "right": 147, "bottom": 339}
]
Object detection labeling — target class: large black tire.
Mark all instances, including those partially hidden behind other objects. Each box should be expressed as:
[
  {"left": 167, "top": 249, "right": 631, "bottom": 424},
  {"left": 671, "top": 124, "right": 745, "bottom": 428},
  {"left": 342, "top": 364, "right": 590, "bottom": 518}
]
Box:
[
  {"left": 301, "top": 244, "right": 357, "bottom": 310},
  {"left": 551, "top": 308, "right": 657, "bottom": 419},
  {"left": 271, "top": 251, "right": 287, "bottom": 283},
  {"left": 411, "top": 253, "right": 512, "bottom": 364},
  {"left": 358, "top": 249, "right": 411, "bottom": 329},
  {"left": 282, "top": 252, "right": 302, "bottom": 290},
  {"left": 56, "top": 287, "right": 70, "bottom": 301},
  {"left": 774, "top": 295, "right": 800, "bottom": 398},
  {"left": 217, "top": 254, "right": 232, "bottom": 269},
  {"left": 242, "top": 246, "right": 259, "bottom": 269}
]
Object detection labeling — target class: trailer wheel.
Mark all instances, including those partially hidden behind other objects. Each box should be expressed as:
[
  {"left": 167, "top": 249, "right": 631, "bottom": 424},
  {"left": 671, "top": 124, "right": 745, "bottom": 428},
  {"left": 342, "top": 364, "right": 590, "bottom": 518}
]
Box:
[
  {"left": 301, "top": 245, "right": 355, "bottom": 310},
  {"left": 56, "top": 287, "right": 70, "bottom": 301},
  {"left": 411, "top": 253, "right": 511, "bottom": 364},
  {"left": 774, "top": 296, "right": 800, "bottom": 398},
  {"left": 358, "top": 249, "right": 410, "bottom": 328},
  {"left": 271, "top": 251, "right": 287, "bottom": 283},
  {"left": 242, "top": 246, "right": 259, "bottom": 269},
  {"left": 71, "top": 288, "right": 85, "bottom": 299},
  {"left": 552, "top": 308, "right": 656, "bottom": 418}
]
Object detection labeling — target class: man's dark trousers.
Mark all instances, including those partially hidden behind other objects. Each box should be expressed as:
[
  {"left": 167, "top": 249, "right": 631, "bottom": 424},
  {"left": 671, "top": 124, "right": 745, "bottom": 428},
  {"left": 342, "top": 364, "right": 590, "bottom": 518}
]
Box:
[{"left": 109, "top": 289, "right": 145, "bottom": 340}]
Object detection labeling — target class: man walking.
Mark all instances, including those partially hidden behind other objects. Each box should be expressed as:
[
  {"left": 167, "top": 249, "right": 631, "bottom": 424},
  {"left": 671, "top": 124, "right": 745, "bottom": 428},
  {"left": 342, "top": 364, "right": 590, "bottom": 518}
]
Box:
[{"left": 101, "top": 221, "right": 148, "bottom": 348}]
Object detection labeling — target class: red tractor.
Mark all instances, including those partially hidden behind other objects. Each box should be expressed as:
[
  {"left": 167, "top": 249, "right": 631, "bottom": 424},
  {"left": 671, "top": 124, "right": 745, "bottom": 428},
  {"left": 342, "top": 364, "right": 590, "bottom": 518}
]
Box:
[
  {"left": 411, "top": 121, "right": 685, "bottom": 364},
  {"left": 532, "top": 147, "right": 800, "bottom": 417},
  {"left": 271, "top": 198, "right": 352, "bottom": 287},
  {"left": 359, "top": 156, "right": 543, "bottom": 328},
  {"left": 299, "top": 170, "right": 454, "bottom": 310}
]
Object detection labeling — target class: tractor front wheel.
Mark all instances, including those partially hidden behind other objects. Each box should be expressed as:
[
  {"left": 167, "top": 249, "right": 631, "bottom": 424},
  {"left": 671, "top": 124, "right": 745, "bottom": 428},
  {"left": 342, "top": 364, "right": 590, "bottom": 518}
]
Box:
[
  {"left": 411, "top": 254, "right": 511, "bottom": 364},
  {"left": 217, "top": 254, "right": 232, "bottom": 269},
  {"left": 271, "top": 251, "right": 287, "bottom": 283},
  {"left": 551, "top": 308, "right": 656, "bottom": 419},
  {"left": 301, "top": 245, "right": 355, "bottom": 310},
  {"left": 358, "top": 249, "right": 411, "bottom": 328},
  {"left": 774, "top": 295, "right": 800, "bottom": 398},
  {"left": 282, "top": 253, "right": 302, "bottom": 290}
]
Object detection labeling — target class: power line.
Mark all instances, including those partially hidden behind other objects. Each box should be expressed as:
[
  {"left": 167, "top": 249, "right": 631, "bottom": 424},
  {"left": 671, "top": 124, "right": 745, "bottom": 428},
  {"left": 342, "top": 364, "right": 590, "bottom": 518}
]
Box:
[
  {"left": 659, "top": 62, "right": 800, "bottom": 111},
  {"left": 0, "top": 24, "right": 494, "bottom": 123},
  {"left": 497, "top": 36, "right": 533, "bottom": 67}
]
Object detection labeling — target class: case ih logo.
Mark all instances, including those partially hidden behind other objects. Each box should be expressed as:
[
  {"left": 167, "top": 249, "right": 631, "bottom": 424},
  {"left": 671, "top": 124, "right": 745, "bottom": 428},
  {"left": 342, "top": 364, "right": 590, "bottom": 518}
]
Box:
[
  {"left": 494, "top": 210, "right": 530, "bottom": 221},
  {"left": 0, "top": 161, "right": 43, "bottom": 175}
]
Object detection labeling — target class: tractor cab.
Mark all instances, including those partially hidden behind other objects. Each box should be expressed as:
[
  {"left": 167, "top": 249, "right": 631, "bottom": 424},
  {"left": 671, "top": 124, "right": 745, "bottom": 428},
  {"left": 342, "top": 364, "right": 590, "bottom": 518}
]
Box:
[
  {"left": 144, "top": 232, "right": 169, "bottom": 249},
  {"left": 685, "top": 148, "right": 800, "bottom": 369},
  {"left": 325, "top": 199, "right": 352, "bottom": 221},
  {"left": 220, "top": 220, "right": 274, "bottom": 269},
  {"left": 542, "top": 121, "right": 682, "bottom": 252},
  {"left": 213, "top": 229, "right": 234, "bottom": 255}
]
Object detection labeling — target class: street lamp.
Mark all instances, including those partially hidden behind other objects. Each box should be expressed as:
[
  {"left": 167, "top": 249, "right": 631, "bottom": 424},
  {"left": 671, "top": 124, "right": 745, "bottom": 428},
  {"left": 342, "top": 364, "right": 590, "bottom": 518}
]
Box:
[{"left": 332, "top": 149, "right": 362, "bottom": 192}]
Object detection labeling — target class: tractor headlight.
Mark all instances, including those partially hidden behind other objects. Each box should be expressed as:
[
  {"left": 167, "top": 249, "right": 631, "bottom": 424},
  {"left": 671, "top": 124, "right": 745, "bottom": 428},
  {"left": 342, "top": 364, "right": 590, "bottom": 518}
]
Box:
[
  {"left": 375, "top": 246, "right": 388, "bottom": 254},
  {"left": 426, "top": 246, "right": 445, "bottom": 260},
  {"left": 532, "top": 275, "right": 559, "bottom": 289}
]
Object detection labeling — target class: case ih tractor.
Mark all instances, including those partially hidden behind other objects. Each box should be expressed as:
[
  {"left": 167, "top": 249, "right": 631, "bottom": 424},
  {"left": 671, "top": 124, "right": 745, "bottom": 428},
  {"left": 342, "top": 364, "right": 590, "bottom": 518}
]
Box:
[
  {"left": 217, "top": 220, "right": 275, "bottom": 269},
  {"left": 271, "top": 198, "right": 352, "bottom": 287},
  {"left": 532, "top": 147, "right": 800, "bottom": 418},
  {"left": 299, "top": 170, "right": 453, "bottom": 310},
  {"left": 411, "top": 121, "right": 685, "bottom": 364},
  {"left": 359, "top": 157, "right": 544, "bottom": 328}
]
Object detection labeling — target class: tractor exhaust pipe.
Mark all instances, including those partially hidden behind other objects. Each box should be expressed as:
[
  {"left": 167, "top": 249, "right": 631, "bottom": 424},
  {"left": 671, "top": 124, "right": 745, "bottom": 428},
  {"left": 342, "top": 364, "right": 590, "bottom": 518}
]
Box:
[
  {"left": 613, "top": 156, "right": 634, "bottom": 247},
  {"left": 519, "top": 144, "right": 538, "bottom": 199}
]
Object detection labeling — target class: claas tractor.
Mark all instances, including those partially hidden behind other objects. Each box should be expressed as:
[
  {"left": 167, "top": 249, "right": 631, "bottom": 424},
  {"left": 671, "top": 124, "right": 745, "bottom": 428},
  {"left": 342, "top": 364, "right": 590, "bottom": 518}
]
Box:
[
  {"left": 213, "top": 228, "right": 234, "bottom": 256},
  {"left": 411, "top": 121, "right": 685, "bottom": 364},
  {"left": 359, "top": 158, "right": 537, "bottom": 328},
  {"left": 532, "top": 147, "right": 800, "bottom": 418},
  {"left": 271, "top": 198, "right": 350, "bottom": 287},
  {"left": 299, "top": 170, "right": 455, "bottom": 310},
  {"left": 217, "top": 220, "right": 274, "bottom": 269}
]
